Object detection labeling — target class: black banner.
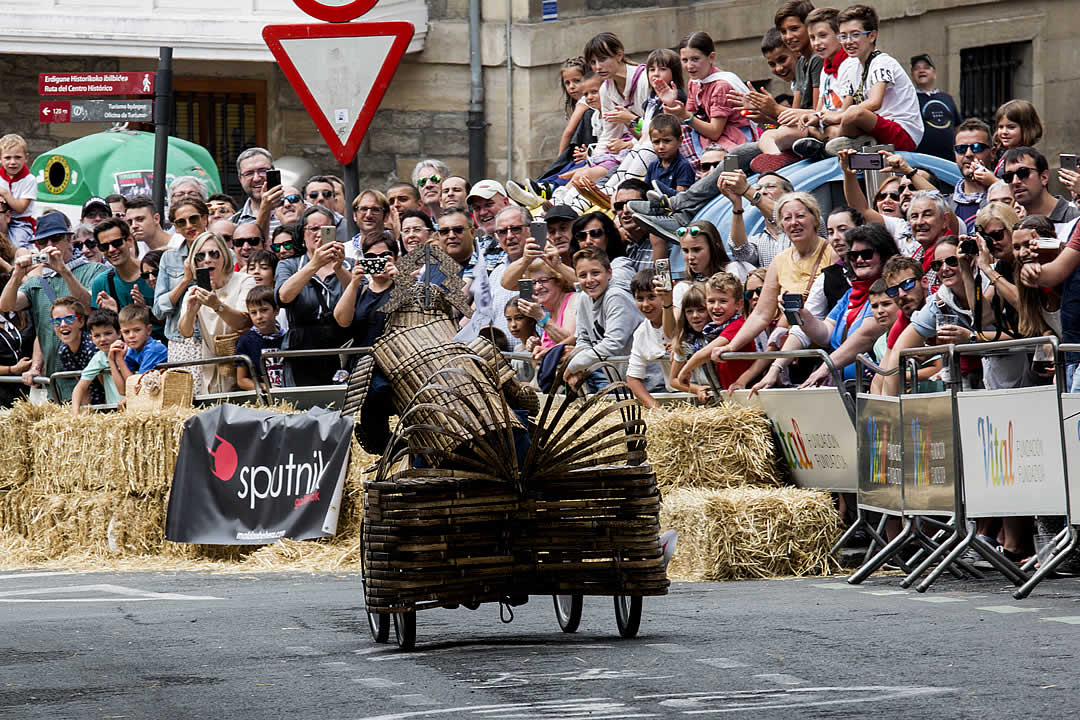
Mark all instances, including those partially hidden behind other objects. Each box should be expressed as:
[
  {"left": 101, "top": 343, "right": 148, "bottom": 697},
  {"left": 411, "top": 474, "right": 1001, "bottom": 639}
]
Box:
[{"left": 165, "top": 404, "right": 352, "bottom": 544}]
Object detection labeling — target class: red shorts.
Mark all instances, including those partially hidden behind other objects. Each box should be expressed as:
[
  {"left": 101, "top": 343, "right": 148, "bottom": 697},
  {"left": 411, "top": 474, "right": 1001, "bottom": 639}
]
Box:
[{"left": 871, "top": 115, "right": 916, "bottom": 151}]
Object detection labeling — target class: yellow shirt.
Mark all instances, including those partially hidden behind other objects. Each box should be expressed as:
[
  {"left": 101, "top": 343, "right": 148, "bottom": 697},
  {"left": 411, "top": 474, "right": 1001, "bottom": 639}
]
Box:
[{"left": 772, "top": 238, "right": 838, "bottom": 297}]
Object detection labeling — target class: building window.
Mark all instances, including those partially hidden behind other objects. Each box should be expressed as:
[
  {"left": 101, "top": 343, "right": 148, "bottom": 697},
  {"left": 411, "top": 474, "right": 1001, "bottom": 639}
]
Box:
[
  {"left": 959, "top": 43, "right": 1026, "bottom": 128},
  {"left": 172, "top": 78, "right": 267, "bottom": 199}
]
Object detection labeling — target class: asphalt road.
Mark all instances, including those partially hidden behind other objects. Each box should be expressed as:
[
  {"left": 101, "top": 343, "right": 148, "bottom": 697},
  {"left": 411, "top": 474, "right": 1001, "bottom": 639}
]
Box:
[{"left": 2, "top": 569, "right": 1079, "bottom": 719}]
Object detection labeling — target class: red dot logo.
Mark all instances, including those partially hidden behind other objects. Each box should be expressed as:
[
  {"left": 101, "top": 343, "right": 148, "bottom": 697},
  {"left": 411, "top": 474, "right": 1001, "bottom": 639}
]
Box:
[{"left": 207, "top": 434, "right": 238, "bottom": 482}]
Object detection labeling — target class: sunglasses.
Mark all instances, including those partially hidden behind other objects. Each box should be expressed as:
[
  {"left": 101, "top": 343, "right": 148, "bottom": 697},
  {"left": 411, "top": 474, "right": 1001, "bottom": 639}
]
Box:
[
  {"left": 282, "top": 194, "right": 303, "bottom": 205},
  {"left": 193, "top": 249, "right": 222, "bottom": 263},
  {"left": 308, "top": 190, "right": 335, "bottom": 200},
  {"left": 417, "top": 174, "right": 441, "bottom": 188},
  {"left": 271, "top": 241, "right": 296, "bottom": 253},
  {"left": 885, "top": 277, "right": 918, "bottom": 298},
  {"left": 1003, "top": 167, "right": 1035, "bottom": 183},
  {"left": 977, "top": 228, "right": 1007, "bottom": 246},
  {"left": 575, "top": 227, "right": 606, "bottom": 240},
  {"left": 437, "top": 225, "right": 467, "bottom": 236},
  {"left": 140, "top": 270, "right": 158, "bottom": 280},
  {"left": 612, "top": 201, "right": 628, "bottom": 212},
  {"left": 496, "top": 224, "right": 526, "bottom": 237},
  {"left": 954, "top": 142, "right": 990, "bottom": 155},
  {"left": 675, "top": 226, "right": 703, "bottom": 237},
  {"left": 876, "top": 190, "right": 901, "bottom": 202},
  {"left": 744, "top": 286, "right": 762, "bottom": 300},
  {"left": 699, "top": 161, "right": 720, "bottom": 172},
  {"left": 846, "top": 248, "right": 877, "bottom": 262},
  {"left": 50, "top": 314, "right": 79, "bottom": 328},
  {"left": 173, "top": 215, "right": 204, "bottom": 229},
  {"left": 98, "top": 238, "right": 127, "bottom": 251},
  {"left": 232, "top": 236, "right": 262, "bottom": 247},
  {"left": 929, "top": 256, "right": 961, "bottom": 272}
]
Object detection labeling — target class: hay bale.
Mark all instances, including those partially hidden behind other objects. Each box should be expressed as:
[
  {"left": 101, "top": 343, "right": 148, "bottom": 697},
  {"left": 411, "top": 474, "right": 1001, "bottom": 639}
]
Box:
[
  {"left": 0, "top": 401, "right": 60, "bottom": 490},
  {"left": 645, "top": 403, "right": 779, "bottom": 491},
  {"left": 660, "top": 486, "right": 841, "bottom": 580}
]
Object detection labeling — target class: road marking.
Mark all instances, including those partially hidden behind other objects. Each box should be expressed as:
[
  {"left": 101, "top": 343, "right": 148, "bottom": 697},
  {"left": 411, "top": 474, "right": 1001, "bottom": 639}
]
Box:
[
  {"left": 697, "top": 658, "right": 748, "bottom": 670},
  {"left": 646, "top": 643, "right": 693, "bottom": 654},
  {"left": 638, "top": 685, "right": 954, "bottom": 712},
  {"left": 753, "top": 673, "right": 807, "bottom": 686},
  {"left": 1040, "top": 616, "right": 1080, "bottom": 625},
  {"left": 353, "top": 678, "right": 404, "bottom": 688},
  {"left": 394, "top": 695, "right": 438, "bottom": 706},
  {"left": 0, "top": 571, "right": 75, "bottom": 580},
  {"left": 976, "top": 605, "right": 1043, "bottom": 614},
  {"left": 909, "top": 596, "right": 967, "bottom": 604},
  {"left": 861, "top": 590, "right": 909, "bottom": 596},
  {"left": 353, "top": 698, "right": 656, "bottom": 720},
  {"left": 811, "top": 583, "right": 856, "bottom": 590},
  {"left": 0, "top": 584, "right": 220, "bottom": 602}
]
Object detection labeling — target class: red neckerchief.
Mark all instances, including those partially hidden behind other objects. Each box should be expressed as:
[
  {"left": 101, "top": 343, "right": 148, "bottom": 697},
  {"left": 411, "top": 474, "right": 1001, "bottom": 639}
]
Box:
[
  {"left": 0, "top": 165, "right": 29, "bottom": 185},
  {"left": 845, "top": 277, "right": 875, "bottom": 329},
  {"left": 887, "top": 312, "right": 910, "bottom": 348},
  {"left": 822, "top": 48, "right": 847, "bottom": 78}
]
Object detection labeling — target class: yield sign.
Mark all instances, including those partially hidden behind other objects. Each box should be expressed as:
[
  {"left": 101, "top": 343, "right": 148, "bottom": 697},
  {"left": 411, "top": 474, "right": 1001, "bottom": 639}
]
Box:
[{"left": 263, "top": 22, "right": 414, "bottom": 164}]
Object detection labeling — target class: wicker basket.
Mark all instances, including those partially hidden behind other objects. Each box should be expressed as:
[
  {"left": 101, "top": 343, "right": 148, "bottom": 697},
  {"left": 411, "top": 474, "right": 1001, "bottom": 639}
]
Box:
[
  {"left": 213, "top": 332, "right": 241, "bottom": 378},
  {"left": 125, "top": 369, "right": 194, "bottom": 412}
]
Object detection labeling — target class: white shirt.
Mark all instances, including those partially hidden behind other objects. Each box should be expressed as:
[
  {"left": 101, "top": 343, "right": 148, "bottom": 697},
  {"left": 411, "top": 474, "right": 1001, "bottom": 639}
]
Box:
[
  {"left": 2, "top": 171, "right": 36, "bottom": 221},
  {"left": 626, "top": 318, "right": 672, "bottom": 390},
  {"left": 837, "top": 52, "right": 924, "bottom": 146}
]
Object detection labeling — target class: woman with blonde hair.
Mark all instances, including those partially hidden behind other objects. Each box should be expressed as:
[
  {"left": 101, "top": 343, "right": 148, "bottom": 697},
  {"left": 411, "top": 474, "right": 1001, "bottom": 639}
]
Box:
[{"left": 178, "top": 231, "right": 255, "bottom": 394}]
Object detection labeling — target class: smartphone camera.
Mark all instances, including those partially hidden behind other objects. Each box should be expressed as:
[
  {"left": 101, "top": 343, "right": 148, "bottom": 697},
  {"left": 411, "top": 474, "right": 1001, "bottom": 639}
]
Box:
[
  {"left": 319, "top": 225, "right": 336, "bottom": 246},
  {"left": 517, "top": 279, "right": 534, "bottom": 302},
  {"left": 265, "top": 168, "right": 282, "bottom": 191},
  {"left": 849, "top": 153, "right": 885, "bottom": 171},
  {"left": 654, "top": 258, "right": 672, "bottom": 292},
  {"left": 781, "top": 292, "right": 804, "bottom": 326},
  {"left": 723, "top": 155, "right": 740, "bottom": 173}
]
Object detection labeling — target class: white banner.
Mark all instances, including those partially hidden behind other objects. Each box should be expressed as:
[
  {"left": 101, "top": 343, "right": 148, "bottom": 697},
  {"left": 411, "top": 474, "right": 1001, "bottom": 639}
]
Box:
[
  {"left": 956, "top": 386, "right": 1067, "bottom": 518},
  {"left": 1060, "top": 394, "right": 1080, "bottom": 520},
  {"left": 731, "top": 388, "right": 857, "bottom": 492}
]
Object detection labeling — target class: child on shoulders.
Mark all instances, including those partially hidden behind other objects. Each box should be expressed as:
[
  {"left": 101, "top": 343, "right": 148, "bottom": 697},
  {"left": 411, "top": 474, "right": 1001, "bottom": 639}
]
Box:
[{"left": 0, "top": 134, "right": 37, "bottom": 249}]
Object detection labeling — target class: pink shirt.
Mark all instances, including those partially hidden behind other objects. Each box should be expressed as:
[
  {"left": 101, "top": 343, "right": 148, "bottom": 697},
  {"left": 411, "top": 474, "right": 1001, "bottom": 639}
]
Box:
[
  {"left": 540, "top": 292, "right": 574, "bottom": 348},
  {"left": 686, "top": 67, "right": 750, "bottom": 151}
]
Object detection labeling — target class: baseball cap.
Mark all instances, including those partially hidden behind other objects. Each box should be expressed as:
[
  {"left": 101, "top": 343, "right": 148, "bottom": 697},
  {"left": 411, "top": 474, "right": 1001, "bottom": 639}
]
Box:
[
  {"left": 466, "top": 180, "right": 507, "bottom": 203},
  {"left": 81, "top": 196, "right": 110, "bottom": 217},
  {"left": 910, "top": 54, "right": 935, "bottom": 69},
  {"left": 34, "top": 212, "right": 72, "bottom": 242},
  {"left": 544, "top": 205, "right": 578, "bottom": 223}
]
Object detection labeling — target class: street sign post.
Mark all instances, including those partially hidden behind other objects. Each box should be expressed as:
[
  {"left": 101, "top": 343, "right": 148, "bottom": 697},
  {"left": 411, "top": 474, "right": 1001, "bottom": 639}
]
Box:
[
  {"left": 40, "top": 100, "right": 153, "bottom": 124},
  {"left": 39, "top": 72, "right": 155, "bottom": 96}
]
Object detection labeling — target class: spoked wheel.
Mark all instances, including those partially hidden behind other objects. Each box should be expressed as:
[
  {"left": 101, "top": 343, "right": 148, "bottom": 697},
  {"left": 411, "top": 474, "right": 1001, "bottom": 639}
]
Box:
[
  {"left": 552, "top": 594, "right": 583, "bottom": 633},
  {"left": 393, "top": 611, "right": 416, "bottom": 650},
  {"left": 367, "top": 610, "right": 390, "bottom": 643},
  {"left": 613, "top": 595, "right": 642, "bottom": 638}
]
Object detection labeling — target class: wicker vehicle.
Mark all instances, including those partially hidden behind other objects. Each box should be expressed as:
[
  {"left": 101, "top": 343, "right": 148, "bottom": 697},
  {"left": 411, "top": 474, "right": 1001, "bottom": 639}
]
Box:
[{"left": 344, "top": 245, "right": 669, "bottom": 650}]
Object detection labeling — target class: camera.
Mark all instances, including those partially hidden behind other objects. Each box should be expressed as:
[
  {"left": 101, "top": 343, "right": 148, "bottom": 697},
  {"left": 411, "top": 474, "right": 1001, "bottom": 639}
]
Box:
[
  {"left": 358, "top": 257, "right": 388, "bottom": 275},
  {"left": 31, "top": 252, "right": 49, "bottom": 265},
  {"left": 959, "top": 236, "right": 978, "bottom": 256}
]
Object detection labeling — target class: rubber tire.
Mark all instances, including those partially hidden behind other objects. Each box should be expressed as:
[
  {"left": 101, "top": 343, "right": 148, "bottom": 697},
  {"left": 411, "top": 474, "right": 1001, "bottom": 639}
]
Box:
[
  {"left": 613, "top": 595, "right": 642, "bottom": 638},
  {"left": 553, "top": 594, "right": 583, "bottom": 633},
  {"left": 367, "top": 611, "right": 390, "bottom": 643},
  {"left": 393, "top": 611, "right": 416, "bottom": 650}
]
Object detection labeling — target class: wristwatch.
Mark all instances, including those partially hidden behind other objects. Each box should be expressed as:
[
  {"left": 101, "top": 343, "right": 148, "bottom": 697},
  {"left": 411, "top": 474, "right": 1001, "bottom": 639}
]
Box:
[
  {"left": 904, "top": 167, "right": 918, "bottom": 179},
  {"left": 747, "top": 190, "right": 763, "bottom": 205}
]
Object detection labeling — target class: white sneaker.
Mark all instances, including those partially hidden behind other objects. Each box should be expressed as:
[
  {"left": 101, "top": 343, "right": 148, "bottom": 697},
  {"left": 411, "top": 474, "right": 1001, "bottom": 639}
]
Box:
[
  {"left": 660, "top": 529, "right": 678, "bottom": 570},
  {"left": 506, "top": 180, "right": 543, "bottom": 212},
  {"left": 824, "top": 134, "right": 875, "bottom": 156}
]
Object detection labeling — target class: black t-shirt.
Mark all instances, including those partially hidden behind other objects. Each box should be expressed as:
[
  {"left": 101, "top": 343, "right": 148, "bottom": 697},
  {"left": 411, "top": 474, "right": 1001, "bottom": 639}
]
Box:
[{"left": 915, "top": 90, "right": 961, "bottom": 160}]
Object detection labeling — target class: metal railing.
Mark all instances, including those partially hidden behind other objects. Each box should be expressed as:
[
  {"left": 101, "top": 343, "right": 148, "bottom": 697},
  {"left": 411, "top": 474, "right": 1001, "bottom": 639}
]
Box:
[{"left": 718, "top": 347, "right": 854, "bottom": 422}]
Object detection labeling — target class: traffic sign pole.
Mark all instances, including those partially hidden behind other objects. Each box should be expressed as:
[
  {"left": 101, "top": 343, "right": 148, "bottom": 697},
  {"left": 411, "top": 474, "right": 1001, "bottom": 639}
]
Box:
[{"left": 152, "top": 47, "right": 173, "bottom": 220}]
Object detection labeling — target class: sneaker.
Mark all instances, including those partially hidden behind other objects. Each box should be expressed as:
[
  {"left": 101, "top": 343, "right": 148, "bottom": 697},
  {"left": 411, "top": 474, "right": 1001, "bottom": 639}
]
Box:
[
  {"left": 660, "top": 529, "right": 678, "bottom": 569},
  {"left": 527, "top": 179, "right": 553, "bottom": 200},
  {"left": 506, "top": 180, "right": 543, "bottom": 212},
  {"left": 631, "top": 210, "right": 679, "bottom": 243},
  {"left": 644, "top": 190, "right": 673, "bottom": 215},
  {"left": 792, "top": 137, "right": 825, "bottom": 159},
  {"left": 824, "top": 134, "right": 875, "bottom": 156},
  {"left": 749, "top": 151, "right": 800, "bottom": 174}
]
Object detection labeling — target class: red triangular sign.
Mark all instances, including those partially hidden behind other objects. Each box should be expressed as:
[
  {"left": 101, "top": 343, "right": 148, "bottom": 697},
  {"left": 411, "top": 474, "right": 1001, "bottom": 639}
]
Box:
[{"left": 263, "top": 22, "right": 414, "bottom": 165}]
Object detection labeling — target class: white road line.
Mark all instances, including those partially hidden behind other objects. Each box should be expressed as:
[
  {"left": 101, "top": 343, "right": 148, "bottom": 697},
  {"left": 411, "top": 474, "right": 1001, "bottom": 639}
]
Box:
[
  {"left": 0, "top": 583, "right": 220, "bottom": 601},
  {"left": 811, "top": 583, "right": 857, "bottom": 590},
  {"left": 696, "top": 658, "right": 748, "bottom": 669},
  {"left": 353, "top": 678, "right": 404, "bottom": 688},
  {"left": 1040, "top": 616, "right": 1080, "bottom": 625},
  {"left": 753, "top": 673, "right": 808, "bottom": 686},
  {"left": 976, "top": 605, "right": 1043, "bottom": 614},
  {"left": 645, "top": 643, "right": 693, "bottom": 654},
  {"left": 909, "top": 596, "right": 967, "bottom": 603},
  {"left": 860, "top": 590, "right": 909, "bottom": 596}
]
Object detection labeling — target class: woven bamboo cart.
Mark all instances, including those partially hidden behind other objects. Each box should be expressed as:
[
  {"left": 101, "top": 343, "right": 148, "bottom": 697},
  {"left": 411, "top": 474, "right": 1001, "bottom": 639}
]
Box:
[{"left": 347, "top": 246, "right": 667, "bottom": 649}]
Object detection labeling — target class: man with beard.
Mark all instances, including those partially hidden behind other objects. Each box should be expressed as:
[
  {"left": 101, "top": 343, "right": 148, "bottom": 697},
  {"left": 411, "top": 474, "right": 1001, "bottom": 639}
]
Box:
[
  {"left": 89, "top": 218, "right": 154, "bottom": 313},
  {"left": 412, "top": 159, "right": 450, "bottom": 219},
  {"left": 612, "top": 179, "right": 681, "bottom": 278},
  {"left": 1002, "top": 146, "right": 1080, "bottom": 239},
  {"left": 869, "top": 254, "right": 929, "bottom": 394},
  {"left": 232, "top": 147, "right": 281, "bottom": 237},
  {"left": 948, "top": 118, "right": 996, "bottom": 227}
]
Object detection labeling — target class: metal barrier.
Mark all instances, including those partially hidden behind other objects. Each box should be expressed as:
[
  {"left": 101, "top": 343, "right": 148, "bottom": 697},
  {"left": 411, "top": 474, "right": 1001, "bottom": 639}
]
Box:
[
  {"left": 152, "top": 355, "right": 269, "bottom": 405},
  {"left": 259, "top": 347, "right": 374, "bottom": 410}
]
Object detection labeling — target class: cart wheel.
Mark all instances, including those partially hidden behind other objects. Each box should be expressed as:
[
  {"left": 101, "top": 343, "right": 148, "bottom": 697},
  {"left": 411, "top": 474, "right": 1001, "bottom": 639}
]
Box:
[
  {"left": 367, "top": 611, "right": 390, "bottom": 643},
  {"left": 393, "top": 611, "right": 416, "bottom": 650},
  {"left": 613, "top": 595, "right": 642, "bottom": 638},
  {"left": 552, "top": 594, "right": 583, "bottom": 633}
]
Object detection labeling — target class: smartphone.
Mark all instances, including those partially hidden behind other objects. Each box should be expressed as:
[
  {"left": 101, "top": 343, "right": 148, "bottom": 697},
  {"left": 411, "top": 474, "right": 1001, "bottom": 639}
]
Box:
[
  {"left": 654, "top": 258, "right": 672, "bottom": 292},
  {"left": 530, "top": 221, "right": 548, "bottom": 250},
  {"left": 518, "top": 279, "right": 534, "bottom": 302},
  {"left": 265, "top": 168, "right": 281, "bottom": 191},
  {"left": 196, "top": 267, "right": 212, "bottom": 292},
  {"left": 723, "top": 155, "right": 740, "bottom": 173},
  {"left": 781, "top": 293, "right": 804, "bottom": 326},
  {"left": 319, "top": 225, "right": 336, "bottom": 246},
  {"left": 849, "top": 152, "right": 885, "bottom": 171}
]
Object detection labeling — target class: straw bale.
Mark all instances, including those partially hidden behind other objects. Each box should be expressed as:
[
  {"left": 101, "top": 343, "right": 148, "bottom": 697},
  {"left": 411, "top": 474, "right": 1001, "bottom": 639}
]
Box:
[
  {"left": 645, "top": 403, "right": 779, "bottom": 491},
  {"left": 660, "top": 486, "right": 841, "bottom": 580},
  {"left": 0, "top": 401, "right": 61, "bottom": 490}
]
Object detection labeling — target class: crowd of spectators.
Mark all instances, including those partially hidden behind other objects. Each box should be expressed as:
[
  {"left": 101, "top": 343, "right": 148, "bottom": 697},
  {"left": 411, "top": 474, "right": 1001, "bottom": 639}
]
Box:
[{"left": 1, "top": 2, "right": 1079, "bottom": 562}]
